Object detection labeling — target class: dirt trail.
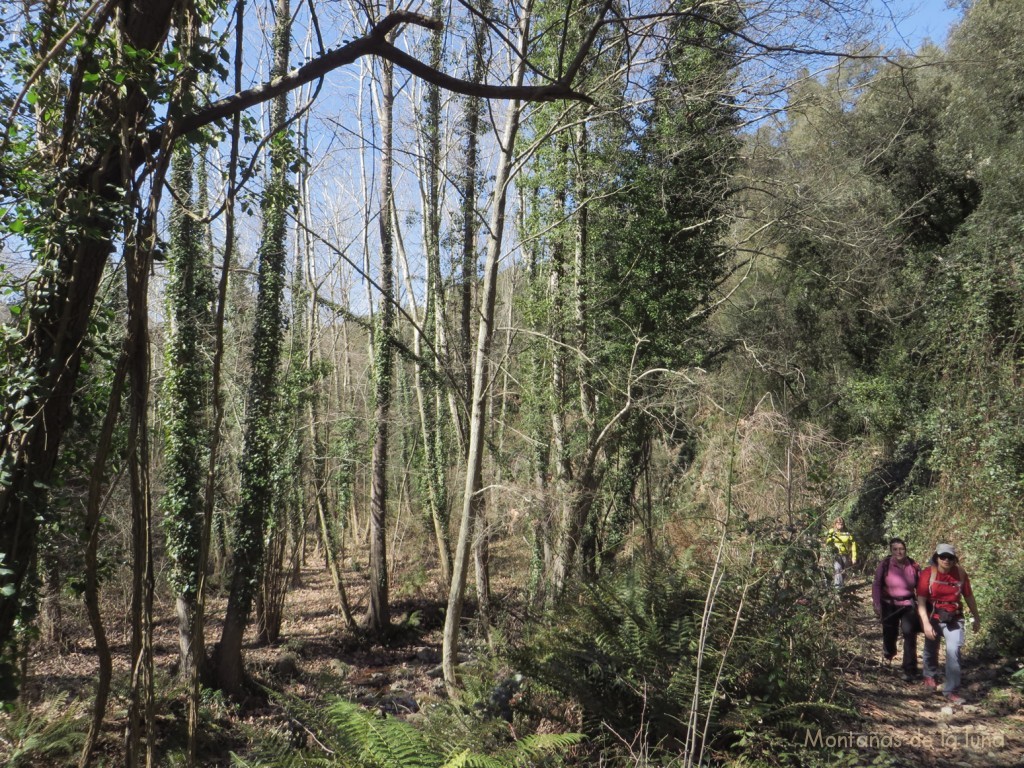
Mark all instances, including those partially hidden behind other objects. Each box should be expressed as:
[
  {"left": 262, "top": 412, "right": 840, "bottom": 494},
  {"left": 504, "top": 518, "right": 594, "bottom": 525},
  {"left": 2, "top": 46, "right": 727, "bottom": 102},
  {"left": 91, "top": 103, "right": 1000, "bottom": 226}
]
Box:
[{"left": 827, "top": 579, "right": 1024, "bottom": 767}]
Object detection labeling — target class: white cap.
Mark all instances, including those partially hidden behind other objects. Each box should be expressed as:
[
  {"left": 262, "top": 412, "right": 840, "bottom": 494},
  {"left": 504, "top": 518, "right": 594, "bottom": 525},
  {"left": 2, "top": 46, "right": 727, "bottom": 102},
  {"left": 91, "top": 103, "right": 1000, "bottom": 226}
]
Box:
[{"left": 935, "top": 543, "right": 957, "bottom": 557}]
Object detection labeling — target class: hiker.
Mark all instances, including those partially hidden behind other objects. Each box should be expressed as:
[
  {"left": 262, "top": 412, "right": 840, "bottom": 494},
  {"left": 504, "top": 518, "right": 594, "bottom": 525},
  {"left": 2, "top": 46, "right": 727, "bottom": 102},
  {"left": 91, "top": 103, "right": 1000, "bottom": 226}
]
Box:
[
  {"left": 825, "top": 516, "right": 857, "bottom": 588},
  {"left": 872, "top": 538, "right": 921, "bottom": 681},
  {"left": 916, "top": 543, "right": 981, "bottom": 704}
]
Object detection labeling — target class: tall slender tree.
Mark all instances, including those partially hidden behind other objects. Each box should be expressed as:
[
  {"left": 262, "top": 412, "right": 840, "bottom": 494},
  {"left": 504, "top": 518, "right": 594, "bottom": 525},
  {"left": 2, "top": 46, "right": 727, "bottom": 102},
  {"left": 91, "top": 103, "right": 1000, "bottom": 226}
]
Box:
[
  {"left": 162, "top": 142, "right": 215, "bottom": 680},
  {"left": 214, "top": 0, "right": 294, "bottom": 693},
  {"left": 366, "top": 0, "right": 397, "bottom": 635},
  {"left": 443, "top": 0, "right": 537, "bottom": 690},
  {"left": 411, "top": 2, "right": 453, "bottom": 586}
]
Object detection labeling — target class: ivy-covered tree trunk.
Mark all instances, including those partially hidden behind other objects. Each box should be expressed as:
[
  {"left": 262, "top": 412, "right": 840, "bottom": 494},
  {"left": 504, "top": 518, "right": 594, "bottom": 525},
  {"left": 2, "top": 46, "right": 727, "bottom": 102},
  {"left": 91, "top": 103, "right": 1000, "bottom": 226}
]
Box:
[
  {"left": 412, "top": 0, "right": 452, "bottom": 587},
  {"left": 457, "top": 0, "right": 489, "bottom": 434},
  {"left": 0, "top": 0, "right": 179, "bottom": 694},
  {"left": 163, "top": 143, "right": 215, "bottom": 680},
  {"left": 214, "top": 0, "right": 293, "bottom": 693},
  {"left": 256, "top": 234, "right": 307, "bottom": 645},
  {"left": 462, "top": 0, "right": 494, "bottom": 625},
  {"left": 366, "top": 34, "right": 396, "bottom": 635}
]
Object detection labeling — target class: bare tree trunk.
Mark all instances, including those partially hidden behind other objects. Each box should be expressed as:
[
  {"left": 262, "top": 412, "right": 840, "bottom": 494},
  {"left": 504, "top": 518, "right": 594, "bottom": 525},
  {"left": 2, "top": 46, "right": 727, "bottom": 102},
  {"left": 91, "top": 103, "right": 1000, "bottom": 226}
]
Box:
[
  {"left": 473, "top": 514, "right": 492, "bottom": 637},
  {"left": 39, "top": 553, "right": 63, "bottom": 647},
  {"left": 256, "top": 528, "right": 291, "bottom": 645},
  {"left": 315, "top": 481, "right": 357, "bottom": 627},
  {"left": 80, "top": 352, "right": 128, "bottom": 768},
  {"left": 126, "top": 232, "right": 157, "bottom": 768},
  {"left": 443, "top": 1, "right": 532, "bottom": 691}
]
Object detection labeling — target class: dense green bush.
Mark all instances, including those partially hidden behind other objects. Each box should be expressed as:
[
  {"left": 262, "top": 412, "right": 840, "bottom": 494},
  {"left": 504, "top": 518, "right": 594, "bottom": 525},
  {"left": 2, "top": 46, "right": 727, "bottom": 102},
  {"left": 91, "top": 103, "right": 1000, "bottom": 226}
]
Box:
[{"left": 512, "top": 540, "right": 848, "bottom": 764}]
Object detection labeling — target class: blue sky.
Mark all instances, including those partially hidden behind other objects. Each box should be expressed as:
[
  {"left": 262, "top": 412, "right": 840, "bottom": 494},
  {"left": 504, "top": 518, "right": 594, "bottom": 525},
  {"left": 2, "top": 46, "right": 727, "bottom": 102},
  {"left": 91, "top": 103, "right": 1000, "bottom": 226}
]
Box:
[{"left": 885, "top": 0, "right": 965, "bottom": 51}]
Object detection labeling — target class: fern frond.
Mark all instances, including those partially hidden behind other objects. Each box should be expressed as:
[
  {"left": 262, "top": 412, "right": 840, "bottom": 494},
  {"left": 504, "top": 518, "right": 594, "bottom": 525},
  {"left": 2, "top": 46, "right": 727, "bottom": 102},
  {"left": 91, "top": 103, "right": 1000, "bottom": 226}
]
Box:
[
  {"left": 327, "top": 699, "right": 375, "bottom": 759},
  {"left": 439, "top": 749, "right": 508, "bottom": 768},
  {"left": 327, "top": 698, "right": 440, "bottom": 768},
  {"left": 0, "top": 695, "right": 86, "bottom": 768},
  {"left": 363, "top": 716, "right": 436, "bottom": 768},
  {"left": 439, "top": 748, "right": 474, "bottom": 768},
  {"left": 512, "top": 732, "right": 586, "bottom": 761}
]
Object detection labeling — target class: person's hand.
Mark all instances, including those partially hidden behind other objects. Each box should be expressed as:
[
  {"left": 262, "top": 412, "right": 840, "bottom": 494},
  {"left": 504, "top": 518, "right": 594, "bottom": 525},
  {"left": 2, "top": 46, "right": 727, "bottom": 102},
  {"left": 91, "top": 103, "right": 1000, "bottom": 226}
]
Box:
[
  {"left": 971, "top": 616, "right": 981, "bottom": 632},
  {"left": 923, "top": 624, "right": 936, "bottom": 641}
]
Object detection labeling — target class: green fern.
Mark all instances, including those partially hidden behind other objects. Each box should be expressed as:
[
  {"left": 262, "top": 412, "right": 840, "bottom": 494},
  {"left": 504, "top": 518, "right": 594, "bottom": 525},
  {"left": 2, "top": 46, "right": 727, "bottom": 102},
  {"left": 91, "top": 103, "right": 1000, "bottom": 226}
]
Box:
[
  {"left": 328, "top": 699, "right": 439, "bottom": 768},
  {"left": 326, "top": 699, "right": 583, "bottom": 768},
  {"left": 439, "top": 749, "right": 506, "bottom": 768},
  {"left": 0, "top": 695, "right": 87, "bottom": 768},
  {"left": 234, "top": 691, "right": 583, "bottom": 768},
  {"left": 515, "top": 556, "right": 706, "bottom": 746},
  {"left": 507, "top": 732, "right": 587, "bottom": 766}
]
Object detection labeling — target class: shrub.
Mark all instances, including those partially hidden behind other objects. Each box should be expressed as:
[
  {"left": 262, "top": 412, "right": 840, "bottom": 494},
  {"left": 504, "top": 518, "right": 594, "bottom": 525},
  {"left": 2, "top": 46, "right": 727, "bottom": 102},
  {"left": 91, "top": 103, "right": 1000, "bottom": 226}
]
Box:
[{"left": 512, "top": 539, "right": 848, "bottom": 764}]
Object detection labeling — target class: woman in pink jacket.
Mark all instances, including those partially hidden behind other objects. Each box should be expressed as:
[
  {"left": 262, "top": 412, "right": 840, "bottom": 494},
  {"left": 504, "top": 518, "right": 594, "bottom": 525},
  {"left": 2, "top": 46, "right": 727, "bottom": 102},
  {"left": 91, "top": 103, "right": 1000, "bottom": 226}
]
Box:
[{"left": 872, "top": 538, "right": 921, "bottom": 681}]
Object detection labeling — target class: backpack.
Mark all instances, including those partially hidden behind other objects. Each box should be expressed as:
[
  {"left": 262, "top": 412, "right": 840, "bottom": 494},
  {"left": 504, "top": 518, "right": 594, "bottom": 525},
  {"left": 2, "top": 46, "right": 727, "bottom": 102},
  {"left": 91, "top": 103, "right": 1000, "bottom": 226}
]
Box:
[{"left": 925, "top": 564, "right": 964, "bottom": 620}]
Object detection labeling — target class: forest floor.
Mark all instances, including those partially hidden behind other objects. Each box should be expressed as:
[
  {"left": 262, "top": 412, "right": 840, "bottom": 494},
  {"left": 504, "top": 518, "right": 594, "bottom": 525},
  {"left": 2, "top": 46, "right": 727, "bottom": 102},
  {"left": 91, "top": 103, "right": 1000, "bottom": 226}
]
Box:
[
  {"left": 8, "top": 559, "right": 1024, "bottom": 766},
  {"left": 16, "top": 559, "right": 475, "bottom": 766},
  {"left": 829, "top": 577, "right": 1024, "bottom": 768}
]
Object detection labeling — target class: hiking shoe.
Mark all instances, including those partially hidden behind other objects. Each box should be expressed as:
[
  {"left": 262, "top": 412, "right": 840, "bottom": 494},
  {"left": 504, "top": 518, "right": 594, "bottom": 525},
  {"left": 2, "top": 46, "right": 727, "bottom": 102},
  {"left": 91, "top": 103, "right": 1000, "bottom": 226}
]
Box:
[
  {"left": 902, "top": 671, "right": 916, "bottom": 682},
  {"left": 944, "top": 693, "right": 964, "bottom": 705},
  {"left": 883, "top": 653, "right": 895, "bottom": 664},
  {"left": 923, "top": 677, "right": 937, "bottom": 689}
]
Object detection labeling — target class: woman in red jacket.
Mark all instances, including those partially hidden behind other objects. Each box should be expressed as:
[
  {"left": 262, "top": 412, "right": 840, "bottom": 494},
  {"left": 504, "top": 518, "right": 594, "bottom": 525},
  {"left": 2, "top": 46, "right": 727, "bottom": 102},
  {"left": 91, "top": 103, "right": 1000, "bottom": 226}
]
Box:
[{"left": 916, "top": 543, "right": 981, "bottom": 704}]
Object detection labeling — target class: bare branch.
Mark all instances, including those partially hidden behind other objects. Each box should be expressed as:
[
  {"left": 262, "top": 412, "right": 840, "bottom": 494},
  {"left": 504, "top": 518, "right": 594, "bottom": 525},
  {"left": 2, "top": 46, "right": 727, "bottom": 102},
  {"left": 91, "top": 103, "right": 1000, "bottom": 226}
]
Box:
[{"left": 171, "top": 8, "right": 589, "bottom": 141}]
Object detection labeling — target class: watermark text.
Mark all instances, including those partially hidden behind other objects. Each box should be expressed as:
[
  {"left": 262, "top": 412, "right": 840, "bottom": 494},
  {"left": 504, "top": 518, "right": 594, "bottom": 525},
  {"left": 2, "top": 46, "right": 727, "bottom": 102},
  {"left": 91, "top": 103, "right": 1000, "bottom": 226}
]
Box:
[{"left": 804, "top": 728, "right": 1006, "bottom": 751}]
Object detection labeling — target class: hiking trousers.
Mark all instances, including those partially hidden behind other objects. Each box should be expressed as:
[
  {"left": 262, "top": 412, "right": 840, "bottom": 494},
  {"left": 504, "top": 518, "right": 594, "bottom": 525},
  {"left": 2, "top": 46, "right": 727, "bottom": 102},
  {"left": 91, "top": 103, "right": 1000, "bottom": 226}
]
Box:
[
  {"left": 922, "top": 618, "right": 964, "bottom": 695},
  {"left": 881, "top": 603, "right": 919, "bottom": 674},
  {"left": 833, "top": 555, "right": 850, "bottom": 588}
]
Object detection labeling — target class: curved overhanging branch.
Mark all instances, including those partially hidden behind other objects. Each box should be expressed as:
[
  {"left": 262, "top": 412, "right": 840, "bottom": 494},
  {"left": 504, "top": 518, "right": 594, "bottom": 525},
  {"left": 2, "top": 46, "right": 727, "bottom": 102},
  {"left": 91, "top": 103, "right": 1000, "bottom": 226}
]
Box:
[
  {"left": 373, "top": 40, "right": 589, "bottom": 103},
  {"left": 171, "top": 9, "right": 590, "bottom": 140}
]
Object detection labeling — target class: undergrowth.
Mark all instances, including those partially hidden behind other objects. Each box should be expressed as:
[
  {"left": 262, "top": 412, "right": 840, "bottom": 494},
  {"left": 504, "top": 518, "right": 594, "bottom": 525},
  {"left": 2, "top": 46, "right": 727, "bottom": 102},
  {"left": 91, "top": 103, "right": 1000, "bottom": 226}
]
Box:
[
  {"left": 512, "top": 536, "right": 850, "bottom": 766},
  {"left": 0, "top": 695, "right": 87, "bottom": 767},
  {"left": 229, "top": 691, "right": 584, "bottom": 768}
]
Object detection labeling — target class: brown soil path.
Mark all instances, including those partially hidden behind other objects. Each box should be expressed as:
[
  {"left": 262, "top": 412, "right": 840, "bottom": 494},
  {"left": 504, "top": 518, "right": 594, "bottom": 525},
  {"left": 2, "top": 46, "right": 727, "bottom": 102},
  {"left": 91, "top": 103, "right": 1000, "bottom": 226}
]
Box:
[{"left": 830, "top": 579, "right": 1024, "bottom": 767}]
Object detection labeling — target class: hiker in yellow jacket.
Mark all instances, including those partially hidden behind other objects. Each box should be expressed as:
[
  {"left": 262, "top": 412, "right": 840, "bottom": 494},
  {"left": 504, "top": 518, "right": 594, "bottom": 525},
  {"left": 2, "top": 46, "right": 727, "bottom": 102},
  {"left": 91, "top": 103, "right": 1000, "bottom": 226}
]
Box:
[{"left": 825, "top": 516, "right": 858, "bottom": 588}]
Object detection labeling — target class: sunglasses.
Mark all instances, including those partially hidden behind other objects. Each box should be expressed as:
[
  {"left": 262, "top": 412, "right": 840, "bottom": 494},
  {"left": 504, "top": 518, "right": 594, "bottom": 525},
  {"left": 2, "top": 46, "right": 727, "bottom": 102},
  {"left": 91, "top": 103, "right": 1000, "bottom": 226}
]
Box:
[{"left": 937, "top": 553, "right": 956, "bottom": 561}]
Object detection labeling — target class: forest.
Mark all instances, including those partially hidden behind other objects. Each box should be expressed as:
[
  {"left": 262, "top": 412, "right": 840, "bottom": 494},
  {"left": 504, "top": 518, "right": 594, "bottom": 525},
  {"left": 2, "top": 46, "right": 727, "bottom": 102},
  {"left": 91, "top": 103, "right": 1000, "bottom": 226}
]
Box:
[{"left": 1, "top": 0, "right": 1022, "bottom": 765}]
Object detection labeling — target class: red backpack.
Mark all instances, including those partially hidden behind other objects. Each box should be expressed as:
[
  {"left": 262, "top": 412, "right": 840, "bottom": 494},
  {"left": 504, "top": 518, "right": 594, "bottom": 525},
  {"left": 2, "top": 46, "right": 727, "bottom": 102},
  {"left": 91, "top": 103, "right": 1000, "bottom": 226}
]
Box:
[{"left": 924, "top": 564, "right": 964, "bottom": 619}]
